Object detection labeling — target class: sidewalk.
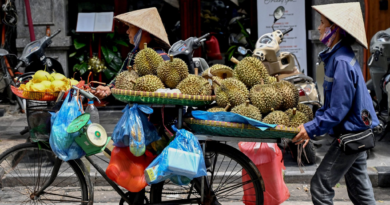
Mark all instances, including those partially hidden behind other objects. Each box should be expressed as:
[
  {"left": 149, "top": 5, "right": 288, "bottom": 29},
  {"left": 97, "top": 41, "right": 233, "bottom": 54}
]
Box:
[{"left": 1, "top": 109, "right": 390, "bottom": 187}]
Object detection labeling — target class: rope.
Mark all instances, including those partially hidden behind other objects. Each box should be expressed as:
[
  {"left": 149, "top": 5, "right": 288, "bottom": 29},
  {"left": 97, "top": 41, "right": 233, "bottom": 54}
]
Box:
[{"left": 297, "top": 142, "right": 309, "bottom": 173}]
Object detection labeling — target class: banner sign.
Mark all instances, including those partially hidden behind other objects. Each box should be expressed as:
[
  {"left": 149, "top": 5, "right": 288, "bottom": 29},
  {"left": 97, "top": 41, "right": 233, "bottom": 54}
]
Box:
[{"left": 257, "top": 0, "right": 307, "bottom": 74}]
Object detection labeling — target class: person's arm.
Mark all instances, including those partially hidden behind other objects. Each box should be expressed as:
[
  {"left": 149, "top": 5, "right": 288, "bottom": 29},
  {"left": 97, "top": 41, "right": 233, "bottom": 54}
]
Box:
[{"left": 303, "top": 60, "right": 356, "bottom": 139}]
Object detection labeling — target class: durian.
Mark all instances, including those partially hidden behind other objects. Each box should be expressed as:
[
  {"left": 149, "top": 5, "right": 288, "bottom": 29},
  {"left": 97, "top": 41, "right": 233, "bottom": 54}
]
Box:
[
  {"left": 116, "top": 66, "right": 139, "bottom": 90},
  {"left": 215, "top": 78, "right": 249, "bottom": 107},
  {"left": 266, "top": 75, "right": 278, "bottom": 84},
  {"left": 177, "top": 68, "right": 212, "bottom": 95},
  {"left": 273, "top": 80, "right": 299, "bottom": 110},
  {"left": 262, "top": 108, "right": 290, "bottom": 126},
  {"left": 207, "top": 104, "right": 231, "bottom": 112},
  {"left": 250, "top": 80, "right": 282, "bottom": 113},
  {"left": 285, "top": 108, "right": 309, "bottom": 127},
  {"left": 134, "top": 43, "right": 164, "bottom": 76},
  {"left": 202, "top": 64, "right": 233, "bottom": 80},
  {"left": 157, "top": 55, "right": 189, "bottom": 88},
  {"left": 231, "top": 100, "right": 262, "bottom": 121},
  {"left": 134, "top": 75, "right": 165, "bottom": 92},
  {"left": 297, "top": 103, "right": 313, "bottom": 121},
  {"left": 231, "top": 56, "right": 269, "bottom": 88}
]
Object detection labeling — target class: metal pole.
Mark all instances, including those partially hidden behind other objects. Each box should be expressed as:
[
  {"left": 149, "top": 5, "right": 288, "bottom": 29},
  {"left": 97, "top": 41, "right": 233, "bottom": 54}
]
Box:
[{"left": 24, "top": 0, "right": 35, "bottom": 41}]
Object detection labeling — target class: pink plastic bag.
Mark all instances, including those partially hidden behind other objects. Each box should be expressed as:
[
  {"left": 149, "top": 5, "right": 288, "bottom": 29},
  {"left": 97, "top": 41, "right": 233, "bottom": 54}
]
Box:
[{"left": 238, "top": 142, "right": 290, "bottom": 205}]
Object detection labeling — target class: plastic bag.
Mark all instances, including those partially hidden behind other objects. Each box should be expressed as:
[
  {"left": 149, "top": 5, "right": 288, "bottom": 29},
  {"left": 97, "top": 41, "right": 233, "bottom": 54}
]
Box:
[
  {"left": 49, "top": 91, "right": 85, "bottom": 161},
  {"left": 112, "top": 105, "right": 131, "bottom": 147},
  {"left": 144, "top": 126, "right": 207, "bottom": 185},
  {"left": 239, "top": 142, "right": 290, "bottom": 205},
  {"left": 106, "top": 147, "right": 156, "bottom": 192},
  {"left": 192, "top": 110, "right": 276, "bottom": 131},
  {"left": 112, "top": 104, "right": 160, "bottom": 153}
]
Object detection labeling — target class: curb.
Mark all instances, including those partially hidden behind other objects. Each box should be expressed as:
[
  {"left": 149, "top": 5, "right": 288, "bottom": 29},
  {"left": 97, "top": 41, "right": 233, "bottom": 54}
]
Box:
[{"left": 283, "top": 166, "right": 390, "bottom": 188}]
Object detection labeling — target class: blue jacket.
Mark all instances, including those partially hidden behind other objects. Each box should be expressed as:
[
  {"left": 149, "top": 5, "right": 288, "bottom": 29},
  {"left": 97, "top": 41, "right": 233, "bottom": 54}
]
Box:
[{"left": 304, "top": 41, "right": 379, "bottom": 139}]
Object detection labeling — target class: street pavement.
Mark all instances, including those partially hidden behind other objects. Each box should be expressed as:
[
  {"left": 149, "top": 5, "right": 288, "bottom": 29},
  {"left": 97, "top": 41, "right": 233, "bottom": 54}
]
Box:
[{"left": 1, "top": 105, "right": 390, "bottom": 204}]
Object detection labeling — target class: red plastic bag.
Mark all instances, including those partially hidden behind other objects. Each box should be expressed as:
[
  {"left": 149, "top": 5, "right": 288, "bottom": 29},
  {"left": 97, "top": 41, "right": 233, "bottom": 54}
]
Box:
[
  {"left": 238, "top": 142, "right": 290, "bottom": 205},
  {"left": 106, "top": 147, "right": 156, "bottom": 192},
  {"left": 205, "top": 35, "right": 222, "bottom": 60}
]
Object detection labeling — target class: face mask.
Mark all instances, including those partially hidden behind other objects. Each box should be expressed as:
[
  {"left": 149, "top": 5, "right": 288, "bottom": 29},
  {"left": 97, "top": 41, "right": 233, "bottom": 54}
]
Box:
[
  {"left": 321, "top": 25, "right": 339, "bottom": 47},
  {"left": 133, "top": 29, "right": 143, "bottom": 50}
]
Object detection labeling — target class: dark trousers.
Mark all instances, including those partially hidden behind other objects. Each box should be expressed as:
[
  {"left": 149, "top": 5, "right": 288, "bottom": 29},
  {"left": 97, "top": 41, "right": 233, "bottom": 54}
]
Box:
[{"left": 310, "top": 140, "right": 376, "bottom": 205}]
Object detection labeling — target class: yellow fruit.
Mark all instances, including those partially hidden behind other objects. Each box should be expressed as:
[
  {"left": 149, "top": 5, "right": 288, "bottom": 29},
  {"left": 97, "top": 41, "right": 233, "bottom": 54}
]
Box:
[
  {"left": 51, "top": 73, "right": 67, "bottom": 82},
  {"left": 32, "top": 70, "right": 51, "bottom": 83},
  {"left": 51, "top": 80, "right": 68, "bottom": 92},
  {"left": 41, "top": 80, "right": 52, "bottom": 89},
  {"left": 19, "top": 84, "right": 26, "bottom": 91},
  {"left": 70, "top": 78, "right": 79, "bottom": 86},
  {"left": 30, "top": 83, "right": 46, "bottom": 92}
]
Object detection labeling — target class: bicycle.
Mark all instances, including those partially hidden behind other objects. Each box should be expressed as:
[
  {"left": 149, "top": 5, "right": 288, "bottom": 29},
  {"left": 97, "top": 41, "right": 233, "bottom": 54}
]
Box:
[{"left": 0, "top": 86, "right": 268, "bottom": 204}]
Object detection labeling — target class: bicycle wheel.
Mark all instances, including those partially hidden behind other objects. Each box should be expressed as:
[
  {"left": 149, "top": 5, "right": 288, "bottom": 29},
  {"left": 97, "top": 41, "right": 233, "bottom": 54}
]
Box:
[
  {"left": 149, "top": 141, "right": 264, "bottom": 205},
  {"left": 0, "top": 143, "right": 89, "bottom": 204}
]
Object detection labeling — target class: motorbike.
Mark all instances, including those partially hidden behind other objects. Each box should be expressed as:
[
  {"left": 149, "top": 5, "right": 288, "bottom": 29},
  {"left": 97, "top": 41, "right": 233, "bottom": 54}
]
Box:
[
  {"left": 366, "top": 28, "right": 390, "bottom": 141},
  {"left": 168, "top": 33, "right": 211, "bottom": 74},
  {"left": 236, "top": 6, "right": 322, "bottom": 164},
  {"left": 0, "top": 29, "right": 65, "bottom": 135}
]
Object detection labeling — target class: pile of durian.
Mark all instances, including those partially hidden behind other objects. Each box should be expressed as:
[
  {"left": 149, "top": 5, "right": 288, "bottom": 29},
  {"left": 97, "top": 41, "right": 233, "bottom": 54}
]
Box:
[
  {"left": 205, "top": 56, "right": 313, "bottom": 128},
  {"left": 115, "top": 43, "right": 212, "bottom": 95}
]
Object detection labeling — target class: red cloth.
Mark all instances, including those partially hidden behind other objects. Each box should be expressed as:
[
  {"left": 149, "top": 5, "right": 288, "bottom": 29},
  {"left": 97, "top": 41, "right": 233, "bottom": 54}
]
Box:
[
  {"left": 239, "top": 142, "right": 290, "bottom": 205},
  {"left": 106, "top": 147, "right": 156, "bottom": 192}
]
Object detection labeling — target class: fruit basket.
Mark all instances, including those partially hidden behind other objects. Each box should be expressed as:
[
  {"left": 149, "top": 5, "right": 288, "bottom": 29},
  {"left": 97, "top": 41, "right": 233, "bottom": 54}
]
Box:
[
  {"left": 112, "top": 88, "right": 215, "bottom": 107},
  {"left": 11, "top": 81, "right": 85, "bottom": 101},
  {"left": 184, "top": 118, "right": 299, "bottom": 139}
]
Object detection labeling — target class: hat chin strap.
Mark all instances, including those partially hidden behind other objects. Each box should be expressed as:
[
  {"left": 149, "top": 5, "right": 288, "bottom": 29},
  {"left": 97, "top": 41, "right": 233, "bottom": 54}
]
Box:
[{"left": 133, "top": 29, "right": 143, "bottom": 51}]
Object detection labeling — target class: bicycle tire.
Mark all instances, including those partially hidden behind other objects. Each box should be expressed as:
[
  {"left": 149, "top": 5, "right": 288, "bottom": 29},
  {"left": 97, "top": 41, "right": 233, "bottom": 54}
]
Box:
[
  {"left": 149, "top": 141, "right": 264, "bottom": 205},
  {"left": 0, "top": 142, "right": 89, "bottom": 204}
]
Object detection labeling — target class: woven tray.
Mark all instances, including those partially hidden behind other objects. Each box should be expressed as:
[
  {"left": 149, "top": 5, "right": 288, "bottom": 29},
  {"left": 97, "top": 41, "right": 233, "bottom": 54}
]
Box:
[
  {"left": 11, "top": 81, "right": 85, "bottom": 101},
  {"left": 184, "top": 118, "right": 299, "bottom": 139},
  {"left": 112, "top": 88, "right": 215, "bottom": 106}
]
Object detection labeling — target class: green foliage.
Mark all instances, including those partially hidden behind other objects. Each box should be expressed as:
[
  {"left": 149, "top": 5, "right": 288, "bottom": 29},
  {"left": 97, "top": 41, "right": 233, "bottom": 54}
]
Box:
[
  {"left": 225, "top": 19, "right": 256, "bottom": 64},
  {"left": 70, "top": 30, "right": 129, "bottom": 81}
]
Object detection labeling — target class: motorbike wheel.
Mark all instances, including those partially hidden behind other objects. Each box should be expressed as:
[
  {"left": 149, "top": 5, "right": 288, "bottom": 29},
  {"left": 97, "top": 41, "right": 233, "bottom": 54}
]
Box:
[{"left": 289, "top": 140, "right": 316, "bottom": 165}]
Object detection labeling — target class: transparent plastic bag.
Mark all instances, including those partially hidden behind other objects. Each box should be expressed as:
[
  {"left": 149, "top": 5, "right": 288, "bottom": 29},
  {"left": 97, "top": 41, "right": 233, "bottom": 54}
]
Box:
[
  {"left": 112, "top": 104, "right": 160, "bottom": 154},
  {"left": 144, "top": 126, "right": 207, "bottom": 185},
  {"left": 112, "top": 105, "right": 131, "bottom": 147},
  {"left": 239, "top": 142, "right": 290, "bottom": 205},
  {"left": 106, "top": 147, "right": 156, "bottom": 192},
  {"left": 49, "top": 91, "right": 85, "bottom": 161}
]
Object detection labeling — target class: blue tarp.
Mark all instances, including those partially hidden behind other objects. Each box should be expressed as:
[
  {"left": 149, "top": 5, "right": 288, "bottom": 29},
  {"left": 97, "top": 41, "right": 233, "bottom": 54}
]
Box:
[{"left": 191, "top": 111, "right": 277, "bottom": 131}]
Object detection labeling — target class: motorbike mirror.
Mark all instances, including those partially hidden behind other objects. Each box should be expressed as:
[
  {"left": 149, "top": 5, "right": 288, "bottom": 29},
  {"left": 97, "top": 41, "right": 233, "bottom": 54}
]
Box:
[
  {"left": 237, "top": 46, "right": 247, "bottom": 55},
  {"left": 273, "top": 6, "right": 285, "bottom": 22},
  {"left": 0, "top": 49, "right": 9, "bottom": 56}
]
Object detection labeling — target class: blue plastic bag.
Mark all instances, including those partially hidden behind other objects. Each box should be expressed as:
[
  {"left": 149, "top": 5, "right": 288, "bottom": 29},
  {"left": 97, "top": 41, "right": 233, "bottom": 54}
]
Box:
[
  {"left": 192, "top": 110, "right": 277, "bottom": 131},
  {"left": 112, "top": 104, "right": 160, "bottom": 156},
  {"left": 144, "top": 126, "right": 207, "bottom": 185},
  {"left": 112, "top": 105, "right": 131, "bottom": 147},
  {"left": 49, "top": 91, "right": 85, "bottom": 161}
]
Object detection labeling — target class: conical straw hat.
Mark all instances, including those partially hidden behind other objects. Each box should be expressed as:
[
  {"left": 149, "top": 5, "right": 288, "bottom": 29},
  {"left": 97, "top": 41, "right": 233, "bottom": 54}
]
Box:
[
  {"left": 114, "top": 7, "right": 170, "bottom": 48},
  {"left": 312, "top": 2, "right": 367, "bottom": 49}
]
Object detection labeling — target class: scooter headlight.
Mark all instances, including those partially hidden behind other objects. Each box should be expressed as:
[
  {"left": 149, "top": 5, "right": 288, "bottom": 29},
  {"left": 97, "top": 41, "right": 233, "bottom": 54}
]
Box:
[
  {"left": 377, "top": 34, "right": 390, "bottom": 42},
  {"left": 381, "top": 74, "right": 390, "bottom": 93}
]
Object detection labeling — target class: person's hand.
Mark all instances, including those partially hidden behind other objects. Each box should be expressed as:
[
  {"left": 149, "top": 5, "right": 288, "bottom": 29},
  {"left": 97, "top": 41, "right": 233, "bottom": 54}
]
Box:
[
  {"left": 91, "top": 86, "right": 111, "bottom": 99},
  {"left": 292, "top": 124, "right": 310, "bottom": 148}
]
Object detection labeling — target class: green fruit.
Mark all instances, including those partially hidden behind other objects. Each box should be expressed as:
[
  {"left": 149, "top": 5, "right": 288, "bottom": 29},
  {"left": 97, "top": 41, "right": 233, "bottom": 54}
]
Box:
[
  {"left": 250, "top": 83, "right": 282, "bottom": 114},
  {"left": 116, "top": 66, "right": 139, "bottom": 90},
  {"left": 134, "top": 75, "right": 165, "bottom": 92},
  {"left": 231, "top": 101, "right": 262, "bottom": 121},
  {"left": 232, "top": 57, "right": 269, "bottom": 88},
  {"left": 215, "top": 78, "right": 248, "bottom": 107},
  {"left": 134, "top": 43, "right": 164, "bottom": 76},
  {"left": 285, "top": 108, "right": 309, "bottom": 127},
  {"left": 177, "top": 75, "right": 212, "bottom": 95},
  {"left": 297, "top": 103, "right": 313, "bottom": 121},
  {"left": 262, "top": 109, "right": 290, "bottom": 126},
  {"left": 157, "top": 56, "right": 189, "bottom": 88},
  {"left": 273, "top": 80, "right": 299, "bottom": 110}
]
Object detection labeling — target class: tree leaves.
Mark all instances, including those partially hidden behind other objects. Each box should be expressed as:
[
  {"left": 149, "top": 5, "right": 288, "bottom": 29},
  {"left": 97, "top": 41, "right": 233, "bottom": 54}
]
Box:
[
  {"left": 114, "top": 39, "right": 128, "bottom": 47},
  {"left": 103, "top": 68, "right": 115, "bottom": 79},
  {"left": 73, "top": 62, "right": 89, "bottom": 75},
  {"left": 73, "top": 38, "right": 86, "bottom": 50}
]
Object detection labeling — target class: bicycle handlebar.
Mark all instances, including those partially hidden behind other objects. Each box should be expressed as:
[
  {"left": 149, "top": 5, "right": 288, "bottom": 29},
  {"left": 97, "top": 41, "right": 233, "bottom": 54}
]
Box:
[{"left": 71, "top": 85, "right": 101, "bottom": 103}]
